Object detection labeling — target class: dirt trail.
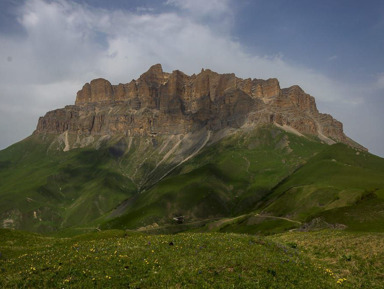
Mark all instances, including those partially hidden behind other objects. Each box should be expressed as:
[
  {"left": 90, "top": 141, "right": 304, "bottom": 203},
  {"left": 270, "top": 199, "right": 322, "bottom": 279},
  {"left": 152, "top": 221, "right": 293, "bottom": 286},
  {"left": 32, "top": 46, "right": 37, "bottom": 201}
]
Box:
[{"left": 254, "top": 214, "right": 302, "bottom": 224}]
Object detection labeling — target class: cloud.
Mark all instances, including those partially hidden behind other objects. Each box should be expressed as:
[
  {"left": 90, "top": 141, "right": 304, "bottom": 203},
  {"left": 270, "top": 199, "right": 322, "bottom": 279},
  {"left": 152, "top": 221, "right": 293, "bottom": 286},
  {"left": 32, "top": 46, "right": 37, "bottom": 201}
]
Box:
[
  {"left": 327, "top": 55, "right": 338, "bottom": 61},
  {"left": 165, "top": 0, "right": 231, "bottom": 17},
  {"left": 165, "top": 0, "right": 234, "bottom": 34},
  {"left": 0, "top": 0, "right": 379, "bottom": 154},
  {"left": 376, "top": 73, "right": 384, "bottom": 90}
]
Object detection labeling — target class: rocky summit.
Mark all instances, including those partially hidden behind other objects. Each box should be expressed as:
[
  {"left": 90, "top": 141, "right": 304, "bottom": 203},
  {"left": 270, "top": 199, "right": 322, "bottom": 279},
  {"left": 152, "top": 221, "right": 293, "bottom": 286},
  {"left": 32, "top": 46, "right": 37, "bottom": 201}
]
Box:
[{"left": 34, "top": 64, "right": 365, "bottom": 151}]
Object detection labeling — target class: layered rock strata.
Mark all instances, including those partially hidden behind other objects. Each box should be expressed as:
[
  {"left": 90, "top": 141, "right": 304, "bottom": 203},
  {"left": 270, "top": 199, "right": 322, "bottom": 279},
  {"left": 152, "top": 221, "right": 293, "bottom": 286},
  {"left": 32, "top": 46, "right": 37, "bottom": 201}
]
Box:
[{"left": 35, "top": 64, "right": 366, "bottom": 150}]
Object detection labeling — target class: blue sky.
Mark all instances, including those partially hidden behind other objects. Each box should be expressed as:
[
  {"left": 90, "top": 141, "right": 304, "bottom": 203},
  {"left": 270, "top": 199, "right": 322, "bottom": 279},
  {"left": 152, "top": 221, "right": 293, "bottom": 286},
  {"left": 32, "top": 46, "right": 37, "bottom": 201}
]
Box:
[{"left": 0, "top": 0, "right": 383, "bottom": 156}]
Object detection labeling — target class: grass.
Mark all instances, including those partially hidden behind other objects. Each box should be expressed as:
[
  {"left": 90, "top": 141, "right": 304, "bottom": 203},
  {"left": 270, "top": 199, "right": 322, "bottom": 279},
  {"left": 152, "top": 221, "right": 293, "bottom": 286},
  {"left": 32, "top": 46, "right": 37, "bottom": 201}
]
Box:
[
  {"left": 314, "top": 195, "right": 384, "bottom": 232},
  {"left": 0, "top": 228, "right": 362, "bottom": 289},
  {"left": 269, "top": 230, "right": 384, "bottom": 288},
  {"left": 102, "top": 126, "right": 328, "bottom": 231},
  {"left": 1, "top": 125, "right": 384, "bottom": 236},
  {"left": 0, "top": 135, "right": 138, "bottom": 232},
  {"left": 259, "top": 143, "right": 384, "bottom": 224}
]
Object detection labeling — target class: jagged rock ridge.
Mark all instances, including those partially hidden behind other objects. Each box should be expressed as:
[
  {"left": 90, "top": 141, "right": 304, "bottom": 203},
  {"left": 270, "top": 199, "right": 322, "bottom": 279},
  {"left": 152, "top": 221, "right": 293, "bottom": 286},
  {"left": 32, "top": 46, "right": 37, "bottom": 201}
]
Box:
[{"left": 35, "top": 64, "right": 365, "bottom": 150}]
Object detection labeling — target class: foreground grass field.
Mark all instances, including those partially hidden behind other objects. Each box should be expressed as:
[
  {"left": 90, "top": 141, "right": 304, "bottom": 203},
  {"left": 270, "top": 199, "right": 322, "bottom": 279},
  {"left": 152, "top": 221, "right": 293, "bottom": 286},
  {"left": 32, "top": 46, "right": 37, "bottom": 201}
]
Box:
[
  {"left": 1, "top": 229, "right": 383, "bottom": 288},
  {"left": 269, "top": 231, "right": 384, "bottom": 289}
]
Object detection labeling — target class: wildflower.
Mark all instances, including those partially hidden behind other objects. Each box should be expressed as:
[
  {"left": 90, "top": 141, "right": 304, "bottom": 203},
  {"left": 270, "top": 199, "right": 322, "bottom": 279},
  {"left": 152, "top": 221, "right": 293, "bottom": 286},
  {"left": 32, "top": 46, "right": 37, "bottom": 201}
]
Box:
[{"left": 336, "top": 278, "right": 347, "bottom": 284}]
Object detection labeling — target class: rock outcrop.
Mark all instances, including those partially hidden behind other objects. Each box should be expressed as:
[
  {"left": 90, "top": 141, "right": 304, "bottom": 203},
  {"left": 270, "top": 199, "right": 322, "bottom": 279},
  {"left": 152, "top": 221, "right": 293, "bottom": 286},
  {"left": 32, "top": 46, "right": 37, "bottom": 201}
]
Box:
[{"left": 34, "top": 64, "right": 366, "bottom": 151}]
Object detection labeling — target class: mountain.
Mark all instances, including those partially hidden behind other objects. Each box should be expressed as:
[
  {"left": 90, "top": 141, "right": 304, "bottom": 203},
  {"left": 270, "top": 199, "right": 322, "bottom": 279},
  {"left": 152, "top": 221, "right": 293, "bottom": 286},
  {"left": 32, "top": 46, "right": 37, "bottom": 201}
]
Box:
[
  {"left": 0, "top": 64, "right": 382, "bottom": 234},
  {"left": 35, "top": 64, "right": 363, "bottom": 150}
]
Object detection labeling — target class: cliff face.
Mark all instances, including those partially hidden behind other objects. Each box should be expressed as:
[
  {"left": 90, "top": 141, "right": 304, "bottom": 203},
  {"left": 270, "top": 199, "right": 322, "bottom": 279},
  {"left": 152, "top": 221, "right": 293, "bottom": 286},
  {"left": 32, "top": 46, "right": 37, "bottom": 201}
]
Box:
[{"left": 35, "top": 64, "right": 366, "bottom": 150}]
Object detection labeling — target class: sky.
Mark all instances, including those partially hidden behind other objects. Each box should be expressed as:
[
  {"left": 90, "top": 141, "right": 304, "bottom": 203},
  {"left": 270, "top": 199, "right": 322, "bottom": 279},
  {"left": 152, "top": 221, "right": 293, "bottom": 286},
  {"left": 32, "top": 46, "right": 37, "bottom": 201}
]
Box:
[{"left": 0, "top": 0, "right": 383, "bottom": 157}]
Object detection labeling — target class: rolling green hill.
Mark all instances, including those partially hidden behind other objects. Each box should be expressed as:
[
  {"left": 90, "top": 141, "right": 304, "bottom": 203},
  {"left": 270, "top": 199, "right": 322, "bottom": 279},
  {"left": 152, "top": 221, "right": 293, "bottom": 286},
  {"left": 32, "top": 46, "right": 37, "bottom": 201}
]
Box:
[
  {"left": 101, "top": 125, "right": 327, "bottom": 231},
  {"left": 0, "top": 124, "right": 383, "bottom": 235},
  {"left": 260, "top": 143, "right": 384, "bottom": 230},
  {"left": 0, "top": 135, "right": 137, "bottom": 232}
]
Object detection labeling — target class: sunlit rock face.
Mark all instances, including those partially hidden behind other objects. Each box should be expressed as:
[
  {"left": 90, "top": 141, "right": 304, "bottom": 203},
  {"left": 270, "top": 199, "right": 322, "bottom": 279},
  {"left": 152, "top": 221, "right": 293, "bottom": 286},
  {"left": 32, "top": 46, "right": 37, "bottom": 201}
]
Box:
[{"left": 34, "top": 64, "right": 366, "bottom": 150}]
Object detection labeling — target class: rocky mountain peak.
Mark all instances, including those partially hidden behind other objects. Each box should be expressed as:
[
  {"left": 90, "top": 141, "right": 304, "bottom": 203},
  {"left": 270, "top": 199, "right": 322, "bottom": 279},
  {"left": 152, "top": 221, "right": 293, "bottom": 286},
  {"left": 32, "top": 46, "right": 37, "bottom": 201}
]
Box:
[
  {"left": 138, "top": 63, "right": 167, "bottom": 85},
  {"left": 35, "top": 64, "right": 367, "bottom": 151},
  {"left": 75, "top": 78, "right": 113, "bottom": 105}
]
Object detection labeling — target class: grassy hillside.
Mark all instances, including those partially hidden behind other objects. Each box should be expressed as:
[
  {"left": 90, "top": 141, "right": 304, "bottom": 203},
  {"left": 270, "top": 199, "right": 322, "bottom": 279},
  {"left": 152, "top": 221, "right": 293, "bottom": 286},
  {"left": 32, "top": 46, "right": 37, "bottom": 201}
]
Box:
[
  {"left": 103, "top": 129, "right": 384, "bottom": 234},
  {"left": 1, "top": 124, "right": 383, "bottom": 235},
  {"left": 259, "top": 143, "right": 384, "bottom": 230},
  {"left": 102, "top": 126, "right": 326, "bottom": 230},
  {"left": 0, "top": 135, "right": 137, "bottom": 232},
  {"left": 3, "top": 228, "right": 382, "bottom": 288}
]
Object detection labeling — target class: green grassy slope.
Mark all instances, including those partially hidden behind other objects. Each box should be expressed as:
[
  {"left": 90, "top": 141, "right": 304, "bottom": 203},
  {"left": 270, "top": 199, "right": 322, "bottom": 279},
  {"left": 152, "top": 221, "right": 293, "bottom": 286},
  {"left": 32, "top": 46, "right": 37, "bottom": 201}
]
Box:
[
  {"left": 0, "top": 136, "right": 137, "bottom": 233},
  {"left": 1, "top": 228, "right": 369, "bottom": 289},
  {"left": 103, "top": 129, "right": 384, "bottom": 234},
  {"left": 1, "top": 125, "right": 383, "bottom": 235},
  {"left": 103, "top": 126, "right": 327, "bottom": 230},
  {"left": 259, "top": 143, "right": 384, "bottom": 230}
]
